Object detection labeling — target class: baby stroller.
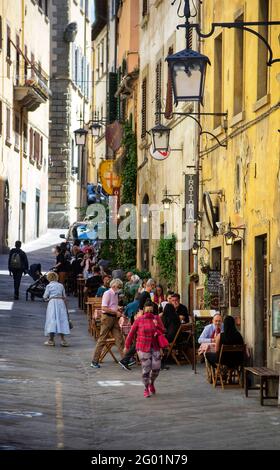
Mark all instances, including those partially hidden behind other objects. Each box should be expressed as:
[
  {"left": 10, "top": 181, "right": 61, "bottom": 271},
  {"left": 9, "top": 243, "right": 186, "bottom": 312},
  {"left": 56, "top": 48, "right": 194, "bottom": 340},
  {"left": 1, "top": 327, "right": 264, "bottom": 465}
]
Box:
[{"left": 26, "top": 264, "right": 49, "bottom": 301}]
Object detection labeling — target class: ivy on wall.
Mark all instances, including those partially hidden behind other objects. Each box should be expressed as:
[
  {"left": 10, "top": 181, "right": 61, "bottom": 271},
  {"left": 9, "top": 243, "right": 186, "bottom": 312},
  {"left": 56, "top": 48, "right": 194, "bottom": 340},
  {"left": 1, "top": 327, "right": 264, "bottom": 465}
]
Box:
[
  {"left": 155, "top": 234, "right": 177, "bottom": 289},
  {"left": 100, "top": 121, "right": 137, "bottom": 271}
]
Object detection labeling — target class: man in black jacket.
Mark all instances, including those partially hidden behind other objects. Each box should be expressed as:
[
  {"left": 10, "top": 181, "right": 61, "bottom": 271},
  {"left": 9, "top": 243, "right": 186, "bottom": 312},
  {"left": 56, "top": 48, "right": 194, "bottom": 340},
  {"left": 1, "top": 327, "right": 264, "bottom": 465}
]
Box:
[{"left": 8, "top": 241, "right": 29, "bottom": 300}]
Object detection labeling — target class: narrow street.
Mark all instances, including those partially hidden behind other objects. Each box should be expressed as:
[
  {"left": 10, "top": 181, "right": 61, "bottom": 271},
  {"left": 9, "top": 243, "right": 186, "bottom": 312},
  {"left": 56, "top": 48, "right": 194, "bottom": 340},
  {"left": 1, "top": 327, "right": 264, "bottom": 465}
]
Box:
[{"left": 0, "top": 232, "right": 279, "bottom": 450}]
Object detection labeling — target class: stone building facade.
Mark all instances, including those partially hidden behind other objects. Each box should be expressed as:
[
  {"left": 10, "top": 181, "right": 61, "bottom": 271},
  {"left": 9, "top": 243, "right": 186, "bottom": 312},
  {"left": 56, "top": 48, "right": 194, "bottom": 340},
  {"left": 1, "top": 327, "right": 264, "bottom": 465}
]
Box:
[
  {"left": 48, "top": 0, "right": 92, "bottom": 227},
  {"left": 0, "top": 0, "right": 50, "bottom": 251}
]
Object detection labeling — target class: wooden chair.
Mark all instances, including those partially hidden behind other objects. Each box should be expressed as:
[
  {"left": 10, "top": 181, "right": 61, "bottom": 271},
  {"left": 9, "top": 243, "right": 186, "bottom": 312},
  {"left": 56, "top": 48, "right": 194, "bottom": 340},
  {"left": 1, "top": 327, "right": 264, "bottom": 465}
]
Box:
[
  {"left": 212, "top": 344, "right": 245, "bottom": 389},
  {"left": 85, "top": 297, "right": 102, "bottom": 338},
  {"left": 166, "top": 323, "right": 195, "bottom": 367},
  {"left": 99, "top": 334, "right": 118, "bottom": 363}
]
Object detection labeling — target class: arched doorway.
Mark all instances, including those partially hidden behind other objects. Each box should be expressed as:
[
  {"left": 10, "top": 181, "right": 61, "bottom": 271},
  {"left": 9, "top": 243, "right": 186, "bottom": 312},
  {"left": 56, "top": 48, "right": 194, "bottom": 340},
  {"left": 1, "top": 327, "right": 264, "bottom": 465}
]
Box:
[{"left": 141, "top": 194, "right": 149, "bottom": 271}]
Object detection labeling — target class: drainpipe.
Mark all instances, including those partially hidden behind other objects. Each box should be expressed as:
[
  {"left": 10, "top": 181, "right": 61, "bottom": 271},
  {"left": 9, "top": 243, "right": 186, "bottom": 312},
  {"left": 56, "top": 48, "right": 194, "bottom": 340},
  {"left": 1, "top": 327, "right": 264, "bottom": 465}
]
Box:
[{"left": 18, "top": 0, "right": 25, "bottom": 239}]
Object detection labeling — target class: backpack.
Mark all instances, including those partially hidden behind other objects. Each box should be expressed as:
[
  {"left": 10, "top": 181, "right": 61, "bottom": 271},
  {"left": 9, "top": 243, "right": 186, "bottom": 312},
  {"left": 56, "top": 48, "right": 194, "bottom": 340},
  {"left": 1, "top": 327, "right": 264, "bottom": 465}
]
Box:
[{"left": 10, "top": 252, "right": 22, "bottom": 270}]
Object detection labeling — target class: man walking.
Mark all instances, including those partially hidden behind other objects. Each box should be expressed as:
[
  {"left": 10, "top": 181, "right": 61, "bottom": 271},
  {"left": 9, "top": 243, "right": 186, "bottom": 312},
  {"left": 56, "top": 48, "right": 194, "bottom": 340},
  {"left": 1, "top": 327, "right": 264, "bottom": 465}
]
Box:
[
  {"left": 8, "top": 241, "right": 29, "bottom": 300},
  {"left": 91, "top": 278, "right": 124, "bottom": 369}
]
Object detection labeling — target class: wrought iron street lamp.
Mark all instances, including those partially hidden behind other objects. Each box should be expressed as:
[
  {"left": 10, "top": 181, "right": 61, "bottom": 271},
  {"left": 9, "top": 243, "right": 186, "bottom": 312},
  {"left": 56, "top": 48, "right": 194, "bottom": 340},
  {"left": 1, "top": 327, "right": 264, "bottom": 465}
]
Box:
[
  {"left": 89, "top": 122, "right": 102, "bottom": 139},
  {"left": 166, "top": 48, "right": 210, "bottom": 106},
  {"left": 150, "top": 123, "right": 171, "bottom": 153},
  {"left": 74, "top": 127, "right": 88, "bottom": 146},
  {"left": 161, "top": 188, "right": 180, "bottom": 210},
  {"left": 224, "top": 220, "right": 246, "bottom": 246}
]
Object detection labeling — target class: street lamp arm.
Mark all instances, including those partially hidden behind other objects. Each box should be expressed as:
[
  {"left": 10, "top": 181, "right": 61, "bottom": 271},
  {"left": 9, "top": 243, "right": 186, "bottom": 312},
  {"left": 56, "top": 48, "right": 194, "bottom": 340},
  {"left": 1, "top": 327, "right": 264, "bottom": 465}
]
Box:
[
  {"left": 200, "top": 131, "right": 227, "bottom": 148},
  {"left": 177, "top": 21, "right": 280, "bottom": 66}
]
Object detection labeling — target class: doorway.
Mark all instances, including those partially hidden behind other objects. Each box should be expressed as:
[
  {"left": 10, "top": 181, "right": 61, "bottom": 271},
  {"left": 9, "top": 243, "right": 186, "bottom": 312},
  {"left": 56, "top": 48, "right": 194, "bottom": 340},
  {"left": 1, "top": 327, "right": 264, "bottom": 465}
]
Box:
[
  {"left": 254, "top": 235, "right": 267, "bottom": 366},
  {"left": 35, "top": 191, "right": 40, "bottom": 238},
  {"left": 20, "top": 202, "right": 26, "bottom": 243}
]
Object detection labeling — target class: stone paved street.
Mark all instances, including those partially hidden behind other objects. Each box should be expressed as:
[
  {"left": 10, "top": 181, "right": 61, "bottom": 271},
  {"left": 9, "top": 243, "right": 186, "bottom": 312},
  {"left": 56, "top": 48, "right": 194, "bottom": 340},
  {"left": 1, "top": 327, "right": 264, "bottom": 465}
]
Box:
[{"left": 0, "top": 231, "right": 280, "bottom": 450}]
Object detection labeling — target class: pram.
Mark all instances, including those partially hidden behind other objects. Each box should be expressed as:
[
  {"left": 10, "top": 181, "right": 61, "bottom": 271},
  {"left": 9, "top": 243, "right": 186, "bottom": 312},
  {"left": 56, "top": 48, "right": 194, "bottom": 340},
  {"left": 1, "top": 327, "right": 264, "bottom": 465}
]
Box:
[{"left": 26, "top": 264, "right": 49, "bottom": 301}]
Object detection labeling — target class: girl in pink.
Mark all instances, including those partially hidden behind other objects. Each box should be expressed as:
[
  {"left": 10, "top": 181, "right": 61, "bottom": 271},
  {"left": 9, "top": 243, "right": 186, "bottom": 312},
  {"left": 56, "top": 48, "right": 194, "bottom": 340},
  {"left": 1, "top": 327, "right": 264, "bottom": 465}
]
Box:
[{"left": 124, "top": 301, "right": 166, "bottom": 398}]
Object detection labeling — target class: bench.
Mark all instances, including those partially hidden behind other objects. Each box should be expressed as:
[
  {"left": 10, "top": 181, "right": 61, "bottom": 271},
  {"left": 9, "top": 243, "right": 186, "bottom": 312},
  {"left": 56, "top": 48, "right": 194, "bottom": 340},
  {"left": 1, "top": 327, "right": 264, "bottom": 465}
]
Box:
[{"left": 244, "top": 367, "right": 279, "bottom": 406}]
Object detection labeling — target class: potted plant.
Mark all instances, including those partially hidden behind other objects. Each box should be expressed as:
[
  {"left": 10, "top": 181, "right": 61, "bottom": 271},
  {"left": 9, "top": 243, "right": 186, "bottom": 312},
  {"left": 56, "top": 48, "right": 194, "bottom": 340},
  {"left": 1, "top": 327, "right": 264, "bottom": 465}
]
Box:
[{"left": 189, "top": 272, "right": 199, "bottom": 283}]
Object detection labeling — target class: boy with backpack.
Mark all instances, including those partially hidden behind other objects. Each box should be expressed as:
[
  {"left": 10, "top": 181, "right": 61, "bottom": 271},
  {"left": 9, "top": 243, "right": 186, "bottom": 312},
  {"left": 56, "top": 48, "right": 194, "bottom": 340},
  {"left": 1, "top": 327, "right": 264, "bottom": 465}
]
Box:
[{"left": 8, "top": 241, "right": 29, "bottom": 300}]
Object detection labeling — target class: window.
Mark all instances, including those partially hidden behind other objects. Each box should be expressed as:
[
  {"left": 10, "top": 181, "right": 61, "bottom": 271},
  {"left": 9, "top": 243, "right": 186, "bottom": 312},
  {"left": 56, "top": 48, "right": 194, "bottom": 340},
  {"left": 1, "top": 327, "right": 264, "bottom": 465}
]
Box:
[
  {"left": 23, "top": 122, "right": 28, "bottom": 154},
  {"left": 14, "top": 114, "right": 20, "bottom": 149},
  {"left": 16, "top": 34, "right": 20, "bottom": 85},
  {"left": 142, "top": 0, "right": 148, "bottom": 17},
  {"left": 6, "top": 24, "right": 11, "bottom": 60},
  {"left": 141, "top": 77, "right": 147, "bottom": 138},
  {"left": 24, "top": 46, "right": 28, "bottom": 80},
  {"left": 234, "top": 14, "right": 244, "bottom": 116},
  {"left": 155, "top": 60, "right": 162, "bottom": 124},
  {"left": 29, "top": 127, "right": 34, "bottom": 160},
  {"left": 257, "top": 0, "right": 269, "bottom": 99},
  {"left": 44, "top": 0, "right": 49, "bottom": 17},
  {"left": 214, "top": 33, "right": 223, "bottom": 128},
  {"left": 6, "top": 107, "right": 11, "bottom": 144},
  {"left": 34, "top": 131, "right": 40, "bottom": 163},
  {"left": 39, "top": 136, "right": 43, "bottom": 166}
]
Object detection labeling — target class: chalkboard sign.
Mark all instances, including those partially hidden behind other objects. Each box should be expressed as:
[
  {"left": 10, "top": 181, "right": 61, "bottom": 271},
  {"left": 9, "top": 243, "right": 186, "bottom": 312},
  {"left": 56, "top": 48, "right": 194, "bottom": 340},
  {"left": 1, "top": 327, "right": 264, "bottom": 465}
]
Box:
[{"left": 208, "top": 270, "right": 221, "bottom": 294}]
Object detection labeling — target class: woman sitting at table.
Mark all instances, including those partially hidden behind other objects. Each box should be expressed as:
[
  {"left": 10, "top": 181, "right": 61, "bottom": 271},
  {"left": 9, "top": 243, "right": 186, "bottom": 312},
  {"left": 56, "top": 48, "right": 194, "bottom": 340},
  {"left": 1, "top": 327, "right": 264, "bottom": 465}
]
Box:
[
  {"left": 161, "top": 303, "right": 180, "bottom": 343},
  {"left": 205, "top": 315, "right": 244, "bottom": 367}
]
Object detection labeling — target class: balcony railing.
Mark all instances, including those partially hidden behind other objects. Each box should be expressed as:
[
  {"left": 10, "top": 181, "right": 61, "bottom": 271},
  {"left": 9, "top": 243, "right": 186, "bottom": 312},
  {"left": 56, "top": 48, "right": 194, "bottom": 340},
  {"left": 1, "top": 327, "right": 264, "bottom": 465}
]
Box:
[{"left": 14, "top": 66, "right": 51, "bottom": 112}]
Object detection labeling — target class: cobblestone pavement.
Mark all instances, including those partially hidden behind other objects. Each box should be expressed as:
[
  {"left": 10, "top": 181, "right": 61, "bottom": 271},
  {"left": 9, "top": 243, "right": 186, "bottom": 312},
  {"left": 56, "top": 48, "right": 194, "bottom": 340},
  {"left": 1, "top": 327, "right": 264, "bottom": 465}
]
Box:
[{"left": 0, "top": 231, "right": 279, "bottom": 450}]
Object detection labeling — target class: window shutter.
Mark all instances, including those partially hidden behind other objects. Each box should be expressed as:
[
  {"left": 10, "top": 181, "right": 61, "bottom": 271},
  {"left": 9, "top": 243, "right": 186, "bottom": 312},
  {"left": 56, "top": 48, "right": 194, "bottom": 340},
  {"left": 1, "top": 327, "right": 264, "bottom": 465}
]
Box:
[
  {"left": 142, "top": 0, "right": 148, "bottom": 17},
  {"left": 165, "top": 46, "right": 173, "bottom": 119},
  {"left": 86, "top": 62, "right": 90, "bottom": 99},
  {"left": 6, "top": 107, "right": 11, "bottom": 142},
  {"left": 77, "top": 48, "right": 81, "bottom": 89},
  {"left": 6, "top": 24, "right": 11, "bottom": 59},
  {"left": 40, "top": 136, "right": 43, "bottom": 166},
  {"left": 155, "top": 60, "right": 162, "bottom": 124},
  {"left": 29, "top": 128, "right": 33, "bottom": 160},
  {"left": 107, "top": 72, "right": 118, "bottom": 123},
  {"left": 141, "top": 78, "right": 147, "bottom": 138}
]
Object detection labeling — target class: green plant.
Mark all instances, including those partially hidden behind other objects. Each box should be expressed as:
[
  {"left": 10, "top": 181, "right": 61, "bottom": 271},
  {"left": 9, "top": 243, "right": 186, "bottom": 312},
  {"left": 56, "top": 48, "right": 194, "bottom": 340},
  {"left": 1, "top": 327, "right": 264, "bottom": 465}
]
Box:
[
  {"left": 155, "top": 234, "right": 177, "bottom": 289},
  {"left": 120, "top": 122, "right": 137, "bottom": 205},
  {"left": 132, "top": 269, "right": 151, "bottom": 280}
]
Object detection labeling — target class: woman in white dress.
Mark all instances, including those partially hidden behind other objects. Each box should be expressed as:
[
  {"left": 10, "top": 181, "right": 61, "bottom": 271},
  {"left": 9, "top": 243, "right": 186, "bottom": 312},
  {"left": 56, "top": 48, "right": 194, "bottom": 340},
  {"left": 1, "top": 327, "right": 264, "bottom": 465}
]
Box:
[{"left": 43, "top": 272, "right": 70, "bottom": 347}]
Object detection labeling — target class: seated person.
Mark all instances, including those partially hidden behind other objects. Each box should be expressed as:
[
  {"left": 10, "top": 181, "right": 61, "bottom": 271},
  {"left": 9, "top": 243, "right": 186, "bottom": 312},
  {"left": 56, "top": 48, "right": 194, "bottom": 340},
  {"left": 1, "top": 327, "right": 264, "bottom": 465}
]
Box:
[
  {"left": 160, "top": 290, "right": 174, "bottom": 312},
  {"left": 124, "top": 293, "right": 141, "bottom": 322},
  {"left": 84, "top": 266, "right": 103, "bottom": 297},
  {"left": 153, "top": 285, "right": 165, "bottom": 306},
  {"left": 161, "top": 303, "right": 181, "bottom": 343},
  {"left": 198, "top": 313, "right": 223, "bottom": 345},
  {"left": 171, "top": 293, "right": 189, "bottom": 323},
  {"left": 96, "top": 275, "right": 111, "bottom": 297},
  {"left": 205, "top": 315, "right": 244, "bottom": 367}
]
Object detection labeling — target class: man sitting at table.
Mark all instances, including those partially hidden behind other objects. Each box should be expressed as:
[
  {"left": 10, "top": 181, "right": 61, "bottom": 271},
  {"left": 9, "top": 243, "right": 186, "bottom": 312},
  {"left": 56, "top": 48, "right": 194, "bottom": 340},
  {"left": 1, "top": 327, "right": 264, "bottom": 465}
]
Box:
[
  {"left": 171, "top": 293, "right": 189, "bottom": 323},
  {"left": 198, "top": 313, "right": 223, "bottom": 347}
]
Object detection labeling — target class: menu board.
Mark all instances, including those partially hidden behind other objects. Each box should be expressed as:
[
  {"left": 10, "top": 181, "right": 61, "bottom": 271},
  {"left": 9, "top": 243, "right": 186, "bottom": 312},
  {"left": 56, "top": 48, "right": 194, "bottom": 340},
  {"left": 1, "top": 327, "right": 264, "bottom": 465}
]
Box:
[
  {"left": 229, "top": 260, "right": 241, "bottom": 307},
  {"left": 208, "top": 270, "right": 221, "bottom": 309}
]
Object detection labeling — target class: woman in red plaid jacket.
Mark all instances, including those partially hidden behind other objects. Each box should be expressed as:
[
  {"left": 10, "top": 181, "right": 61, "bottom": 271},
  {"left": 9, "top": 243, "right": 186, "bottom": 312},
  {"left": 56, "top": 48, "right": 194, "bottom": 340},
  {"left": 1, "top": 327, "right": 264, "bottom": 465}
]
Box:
[{"left": 124, "top": 301, "right": 166, "bottom": 398}]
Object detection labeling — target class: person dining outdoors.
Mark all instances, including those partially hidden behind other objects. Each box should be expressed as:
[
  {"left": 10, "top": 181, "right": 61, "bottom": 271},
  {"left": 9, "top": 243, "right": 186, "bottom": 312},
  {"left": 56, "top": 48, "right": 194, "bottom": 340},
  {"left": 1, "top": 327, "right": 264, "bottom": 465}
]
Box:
[
  {"left": 205, "top": 315, "right": 244, "bottom": 369},
  {"left": 90, "top": 279, "right": 124, "bottom": 369},
  {"left": 153, "top": 285, "right": 165, "bottom": 306},
  {"left": 198, "top": 313, "right": 223, "bottom": 356},
  {"left": 124, "top": 301, "right": 165, "bottom": 398},
  {"left": 95, "top": 275, "right": 111, "bottom": 297},
  {"left": 171, "top": 293, "right": 189, "bottom": 323}
]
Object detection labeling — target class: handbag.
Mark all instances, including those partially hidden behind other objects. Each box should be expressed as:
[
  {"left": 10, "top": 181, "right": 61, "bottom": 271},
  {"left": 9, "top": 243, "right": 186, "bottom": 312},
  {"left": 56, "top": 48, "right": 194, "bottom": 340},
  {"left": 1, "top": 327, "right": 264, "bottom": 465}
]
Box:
[
  {"left": 155, "top": 331, "right": 169, "bottom": 348},
  {"left": 68, "top": 319, "right": 74, "bottom": 330}
]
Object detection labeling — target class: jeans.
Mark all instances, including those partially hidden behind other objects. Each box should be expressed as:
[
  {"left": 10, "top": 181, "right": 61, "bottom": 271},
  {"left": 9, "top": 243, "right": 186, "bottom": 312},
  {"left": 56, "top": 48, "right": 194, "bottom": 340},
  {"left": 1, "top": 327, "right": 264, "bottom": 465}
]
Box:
[{"left": 12, "top": 270, "right": 23, "bottom": 297}]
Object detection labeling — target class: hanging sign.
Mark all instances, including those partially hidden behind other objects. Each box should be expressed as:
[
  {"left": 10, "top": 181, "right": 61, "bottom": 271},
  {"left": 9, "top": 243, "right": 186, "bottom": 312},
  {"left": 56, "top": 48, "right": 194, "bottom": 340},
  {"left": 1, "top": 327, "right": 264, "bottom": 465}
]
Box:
[
  {"left": 150, "top": 145, "right": 171, "bottom": 161},
  {"left": 185, "top": 173, "right": 198, "bottom": 222},
  {"left": 229, "top": 259, "right": 241, "bottom": 307},
  {"left": 99, "top": 160, "right": 121, "bottom": 196},
  {"left": 105, "top": 121, "right": 123, "bottom": 152}
]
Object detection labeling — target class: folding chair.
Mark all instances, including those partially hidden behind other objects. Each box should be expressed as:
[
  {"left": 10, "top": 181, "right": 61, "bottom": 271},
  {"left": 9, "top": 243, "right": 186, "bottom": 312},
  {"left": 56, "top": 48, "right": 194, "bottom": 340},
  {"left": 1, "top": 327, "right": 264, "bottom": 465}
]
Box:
[
  {"left": 212, "top": 344, "right": 245, "bottom": 389},
  {"left": 99, "top": 334, "right": 118, "bottom": 363},
  {"left": 166, "top": 323, "right": 195, "bottom": 367},
  {"left": 85, "top": 297, "right": 102, "bottom": 338}
]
